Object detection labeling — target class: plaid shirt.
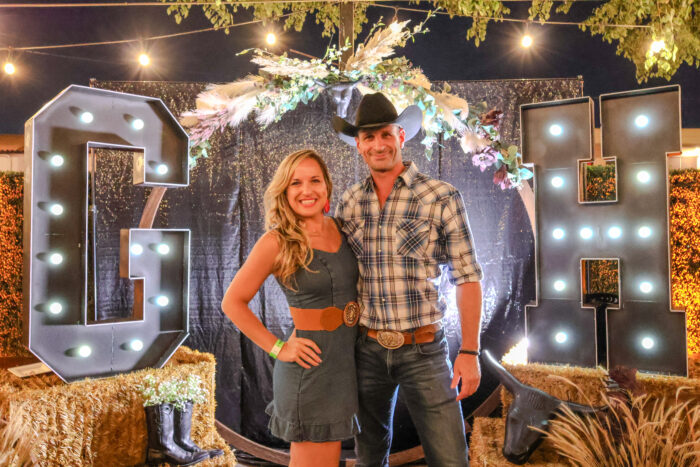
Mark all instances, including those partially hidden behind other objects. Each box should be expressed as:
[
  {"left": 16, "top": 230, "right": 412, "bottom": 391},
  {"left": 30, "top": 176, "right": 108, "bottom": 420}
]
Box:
[{"left": 336, "top": 161, "right": 483, "bottom": 331}]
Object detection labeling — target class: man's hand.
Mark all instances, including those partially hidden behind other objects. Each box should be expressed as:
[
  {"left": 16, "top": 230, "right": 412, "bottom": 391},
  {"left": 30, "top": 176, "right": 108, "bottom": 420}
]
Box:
[{"left": 450, "top": 354, "right": 481, "bottom": 401}]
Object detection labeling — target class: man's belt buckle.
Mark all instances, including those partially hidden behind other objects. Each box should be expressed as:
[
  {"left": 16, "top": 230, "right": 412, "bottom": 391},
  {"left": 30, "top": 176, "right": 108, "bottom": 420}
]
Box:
[
  {"left": 343, "top": 301, "right": 360, "bottom": 327},
  {"left": 376, "top": 330, "right": 404, "bottom": 349}
]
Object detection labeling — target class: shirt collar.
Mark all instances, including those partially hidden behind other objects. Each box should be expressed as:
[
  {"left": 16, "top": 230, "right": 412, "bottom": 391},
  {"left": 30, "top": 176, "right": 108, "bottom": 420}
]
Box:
[{"left": 362, "top": 161, "right": 418, "bottom": 192}]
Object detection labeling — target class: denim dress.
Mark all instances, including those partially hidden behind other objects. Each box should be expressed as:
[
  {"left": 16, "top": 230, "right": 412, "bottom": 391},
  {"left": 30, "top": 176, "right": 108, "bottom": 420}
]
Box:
[{"left": 266, "top": 221, "right": 360, "bottom": 442}]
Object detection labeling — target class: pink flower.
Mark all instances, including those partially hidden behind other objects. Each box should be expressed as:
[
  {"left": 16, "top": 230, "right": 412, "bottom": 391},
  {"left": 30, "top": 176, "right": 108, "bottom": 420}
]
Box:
[{"left": 472, "top": 149, "right": 498, "bottom": 172}]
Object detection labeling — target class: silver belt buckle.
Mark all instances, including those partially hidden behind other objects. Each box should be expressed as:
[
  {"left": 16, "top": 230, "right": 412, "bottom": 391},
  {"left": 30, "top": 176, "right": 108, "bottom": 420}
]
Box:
[{"left": 376, "top": 331, "right": 404, "bottom": 349}]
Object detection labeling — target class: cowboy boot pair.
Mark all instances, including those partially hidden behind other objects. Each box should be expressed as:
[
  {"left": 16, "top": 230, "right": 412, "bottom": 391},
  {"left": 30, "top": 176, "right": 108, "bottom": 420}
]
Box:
[
  {"left": 174, "top": 401, "right": 224, "bottom": 460},
  {"left": 145, "top": 403, "right": 209, "bottom": 466}
]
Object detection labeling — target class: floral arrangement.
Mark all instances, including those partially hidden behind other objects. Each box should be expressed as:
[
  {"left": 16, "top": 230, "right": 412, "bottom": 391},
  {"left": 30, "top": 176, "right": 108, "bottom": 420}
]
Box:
[
  {"left": 180, "top": 16, "right": 532, "bottom": 190},
  {"left": 137, "top": 374, "right": 208, "bottom": 409}
]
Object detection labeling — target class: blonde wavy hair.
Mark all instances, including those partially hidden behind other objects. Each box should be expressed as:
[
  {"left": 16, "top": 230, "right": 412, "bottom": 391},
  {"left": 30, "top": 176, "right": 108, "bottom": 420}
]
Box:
[{"left": 264, "top": 149, "right": 332, "bottom": 289}]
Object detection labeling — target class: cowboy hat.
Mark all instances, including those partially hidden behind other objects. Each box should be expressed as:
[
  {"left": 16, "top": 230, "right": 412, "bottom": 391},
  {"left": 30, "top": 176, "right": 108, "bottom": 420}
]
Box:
[{"left": 332, "top": 92, "right": 423, "bottom": 145}]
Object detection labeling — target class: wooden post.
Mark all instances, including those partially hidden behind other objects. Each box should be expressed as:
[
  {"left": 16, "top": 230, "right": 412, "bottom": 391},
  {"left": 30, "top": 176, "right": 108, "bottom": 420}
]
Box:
[{"left": 339, "top": 1, "right": 354, "bottom": 69}]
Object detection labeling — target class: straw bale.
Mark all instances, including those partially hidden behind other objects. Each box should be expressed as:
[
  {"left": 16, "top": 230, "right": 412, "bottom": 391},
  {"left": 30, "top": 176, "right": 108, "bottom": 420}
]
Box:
[
  {"left": 500, "top": 360, "right": 700, "bottom": 415},
  {"left": 469, "top": 417, "right": 567, "bottom": 466},
  {"left": 0, "top": 346, "right": 234, "bottom": 466}
]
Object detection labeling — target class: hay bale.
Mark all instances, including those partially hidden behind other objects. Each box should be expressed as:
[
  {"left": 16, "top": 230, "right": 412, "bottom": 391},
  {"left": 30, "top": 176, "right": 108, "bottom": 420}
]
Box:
[
  {"left": 500, "top": 361, "right": 700, "bottom": 415},
  {"left": 469, "top": 417, "right": 567, "bottom": 466},
  {"left": 0, "top": 346, "right": 233, "bottom": 466}
]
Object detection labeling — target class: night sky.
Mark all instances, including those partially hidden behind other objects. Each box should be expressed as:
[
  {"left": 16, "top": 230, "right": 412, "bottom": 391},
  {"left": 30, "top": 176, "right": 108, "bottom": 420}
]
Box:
[{"left": 0, "top": 1, "right": 698, "bottom": 134}]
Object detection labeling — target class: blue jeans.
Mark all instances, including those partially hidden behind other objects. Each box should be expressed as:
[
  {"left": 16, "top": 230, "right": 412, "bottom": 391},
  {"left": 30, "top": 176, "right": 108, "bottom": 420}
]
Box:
[{"left": 354, "top": 329, "right": 469, "bottom": 467}]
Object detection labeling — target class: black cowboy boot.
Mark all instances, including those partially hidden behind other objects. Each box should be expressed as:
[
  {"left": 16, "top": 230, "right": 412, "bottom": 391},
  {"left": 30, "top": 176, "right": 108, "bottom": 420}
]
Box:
[
  {"left": 174, "top": 400, "right": 224, "bottom": 459},
  {"left": 145, "top": 403, "right": 210, "bottom": 466}
]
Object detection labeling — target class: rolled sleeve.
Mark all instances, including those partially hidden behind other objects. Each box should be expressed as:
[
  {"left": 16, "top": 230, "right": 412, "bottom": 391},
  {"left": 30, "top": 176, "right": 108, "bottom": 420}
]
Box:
[{"left": 442, "top": 191, "right": 483, "bottom": 285}]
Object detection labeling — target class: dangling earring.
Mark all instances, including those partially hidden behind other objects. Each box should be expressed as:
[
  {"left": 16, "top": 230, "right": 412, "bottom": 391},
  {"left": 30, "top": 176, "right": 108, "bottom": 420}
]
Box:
[{"left": 324, "top": 199, "right": 330, "bottom": 214}]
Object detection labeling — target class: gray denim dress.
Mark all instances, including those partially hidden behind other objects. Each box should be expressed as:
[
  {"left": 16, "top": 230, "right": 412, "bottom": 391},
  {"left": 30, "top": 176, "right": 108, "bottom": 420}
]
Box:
[{"left": 266, "top": 219, "right": 360, "bottom": 442}]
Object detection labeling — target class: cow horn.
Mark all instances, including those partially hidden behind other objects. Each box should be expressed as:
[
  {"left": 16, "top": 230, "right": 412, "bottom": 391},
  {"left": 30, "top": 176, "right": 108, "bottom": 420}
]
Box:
[
  {"left": 563, "top": 400, "right": 606, "bottom": 414},
  {"left": 482, "top": 349, "right": 526, "bottom": 394}
]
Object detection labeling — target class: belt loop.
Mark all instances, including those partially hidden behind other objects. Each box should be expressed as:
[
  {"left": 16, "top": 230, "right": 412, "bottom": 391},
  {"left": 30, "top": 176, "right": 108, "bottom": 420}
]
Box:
[{"left": 411, "top": 330, "right": 419, "bottom": 350}]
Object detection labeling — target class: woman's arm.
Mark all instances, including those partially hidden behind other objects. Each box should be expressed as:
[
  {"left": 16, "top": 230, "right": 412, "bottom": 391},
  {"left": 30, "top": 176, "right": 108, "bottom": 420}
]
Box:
[{"left": 221, "top": 231, "right": 322, "bottom": 368}]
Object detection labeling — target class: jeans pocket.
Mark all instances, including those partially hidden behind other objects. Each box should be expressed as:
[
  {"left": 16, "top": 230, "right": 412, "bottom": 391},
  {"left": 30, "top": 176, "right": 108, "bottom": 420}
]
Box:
[{"left": 415, "top": 337, "right": 447, "bottom": 356}]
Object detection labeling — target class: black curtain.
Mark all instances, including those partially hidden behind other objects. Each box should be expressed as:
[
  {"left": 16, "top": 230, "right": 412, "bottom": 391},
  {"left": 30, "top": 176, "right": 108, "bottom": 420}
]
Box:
[{"left": 91, "top": 78, "right": 582, "bottom": 449}]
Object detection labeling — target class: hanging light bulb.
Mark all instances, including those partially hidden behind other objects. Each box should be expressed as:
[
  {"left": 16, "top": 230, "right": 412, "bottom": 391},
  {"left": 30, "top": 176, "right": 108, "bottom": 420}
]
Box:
[
  {"left": 138, "top": 53, "right": 150, "bottom": 66},
  {"left": 3, "top": 62, "right": 16, "bottom": 75},
  {"left": 649, "top": 40, "right": 665, "bottom": 54},
  {"left": 521, "top": 34, "right": 533, "bottom": 48},
  {"left": 266, "top": 33, "right": 276, "bottom": 46}
]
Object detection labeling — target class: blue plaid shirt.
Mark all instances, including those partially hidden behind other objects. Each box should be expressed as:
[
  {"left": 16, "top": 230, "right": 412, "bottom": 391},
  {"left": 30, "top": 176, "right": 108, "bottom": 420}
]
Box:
[{"left": 336, "top": 161, "right": 483, "bottom": 331}]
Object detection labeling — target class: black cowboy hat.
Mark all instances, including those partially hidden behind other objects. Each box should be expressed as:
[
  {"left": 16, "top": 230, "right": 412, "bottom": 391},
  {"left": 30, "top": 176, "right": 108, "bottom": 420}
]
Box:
[{"left": 332, "top": 92, "right": 423, "bottom": 146}]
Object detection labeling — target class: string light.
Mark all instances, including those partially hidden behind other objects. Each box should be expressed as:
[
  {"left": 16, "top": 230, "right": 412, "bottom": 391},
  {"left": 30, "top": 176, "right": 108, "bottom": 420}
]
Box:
[
  {"left": 521, "top": 34, "right": 533, "bottom": 48},
  {"left": 3, "top": 62, "right": 15, "bottom": 75},
  {"left": 265, "top": 32, "right": 276, "bottom": 45},
  {"left": 138, "top": 53, "right": 150, "bottom": 66},
  {"left": 649, "top": 39, "right": 665, "bottom": 54}
]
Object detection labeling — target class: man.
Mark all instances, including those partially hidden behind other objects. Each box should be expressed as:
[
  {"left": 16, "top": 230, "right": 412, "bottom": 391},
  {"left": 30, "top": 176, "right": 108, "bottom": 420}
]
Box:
[{"left": 332, "top": 92, "right": 483, "bottom": 466}]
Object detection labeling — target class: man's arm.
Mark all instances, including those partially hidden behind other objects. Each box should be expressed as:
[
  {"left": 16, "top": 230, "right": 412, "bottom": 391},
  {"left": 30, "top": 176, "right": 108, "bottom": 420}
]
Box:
[{"left": 450, "top": 281, "right": 482, "bottom": 400}]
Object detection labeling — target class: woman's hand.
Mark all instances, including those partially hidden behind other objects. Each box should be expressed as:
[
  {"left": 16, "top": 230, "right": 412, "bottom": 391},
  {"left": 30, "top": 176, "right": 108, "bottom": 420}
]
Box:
[{"left": 277, "top": 330, "right": 322, "bottom": 369}]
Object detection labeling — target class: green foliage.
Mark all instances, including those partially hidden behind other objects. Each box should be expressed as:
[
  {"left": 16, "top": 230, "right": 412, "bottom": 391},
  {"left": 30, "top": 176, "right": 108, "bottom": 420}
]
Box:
[{"left": 161, "top": 0, "right": 698, "bottom": 83}]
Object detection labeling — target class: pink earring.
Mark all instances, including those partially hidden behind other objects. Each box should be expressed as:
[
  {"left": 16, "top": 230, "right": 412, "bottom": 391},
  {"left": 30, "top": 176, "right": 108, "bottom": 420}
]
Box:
[{"left": 324, "top": 200, "right": 330, "bottom": 214}]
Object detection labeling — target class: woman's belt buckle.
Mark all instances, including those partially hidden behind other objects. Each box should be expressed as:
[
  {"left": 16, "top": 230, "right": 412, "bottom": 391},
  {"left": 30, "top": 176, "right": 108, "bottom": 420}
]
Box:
[
  {"left": 376, "top": 330, "right": 404, "bottom": 349},
  {"left": 343, "top": 301, "right": 360, "bottom": 327}
]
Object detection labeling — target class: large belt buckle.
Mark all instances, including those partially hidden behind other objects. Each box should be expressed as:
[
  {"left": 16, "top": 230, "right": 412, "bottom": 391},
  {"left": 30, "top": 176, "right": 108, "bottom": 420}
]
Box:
[
  {"left": 376, "top": 330, "right": 404, "bottom": 349},
  {"left": 343, "top": 301, "right": 360, "bottom": 327}
]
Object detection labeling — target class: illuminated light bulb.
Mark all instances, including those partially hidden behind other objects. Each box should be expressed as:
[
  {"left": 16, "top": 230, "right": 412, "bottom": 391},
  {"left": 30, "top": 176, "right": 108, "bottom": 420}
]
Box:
[
  {"left": 553, "top": 280, "right": 566, "bottom": 291},
  {"left": 155, "top": 295, "right": 169, "bottom": 307},
  {"left": 641, "top": 336, "right": 655, "bottom": 350},
  {"left": 521, "top": 35, "right": 533, "bottom": 48},
  {"left": 552, "top": 228, "right": 565, "bottom": 240},
  {"left": 635, "top": 114, "right": 649, "bottom": 128},
  {"left": 50, "top": 154, "right": 65, "bottom": 167},
  {"left": 130, "top": 339, "right": 144, "bottom": 351},
  {"left": 265, "top": 33, "right": 276, "bottom": 45},
  {"left": 155, "top": 163, "right": 168, "bottom": 175},
  {"left": 49, "top": 253, "right": 63, "bottom": 265},
  {"left": 607, "top": 226, "right": 622, "bottom": 239},
  {"left": 49, "top": 203, "right": 64, "bottom": 216},
  {"left": 131, "top": 118, "right": 145, "bottom": 130},
  {"left": 639, "top": 281, "right": 653, "bottom": 294},
  {"left": 156, "top": 243, "right": 170, "bottom": 255},
  {"left": 130, "top": 243, "right": 143, "bottom": 256},
  {"left": 390, "top": 21, "right": 402, "bottom": 33},
  {"left": 77, "top": 345, "right": 92, "bottom": 358},
  {"left": 637, "top": 170, "right": 651, "bottom": 183},
  {"left": 579, "top": 227, "right": 593, "bottom": 240},
  {"left": 649, "top": 40, "right": 665, "bottom": 54},
  {"left": 549, "top": 124, "right": 563, "bottom": 137},
  {"left": 3, "top": 62, "right": 15, "bottom": 75},
  {"left": 555, "top": 331, "right": 568, "bottom": 344},
  {"left": 138, "top": 53, "right": 150, "bottom": 66},
  {"left": 638, "top": 226, "right": 652, "bottom": 238},
  {"left": 48, "top": 302, "right": 63, "bottom": 315},
  {"left": 551, "top": 176, "right": 564, "bottom": 188},
  {"left": 502, "top": 337, "right": 529, "bottom": 366},
  {"left": 80, "top": 112, "right": 94, "bottom": 124}
]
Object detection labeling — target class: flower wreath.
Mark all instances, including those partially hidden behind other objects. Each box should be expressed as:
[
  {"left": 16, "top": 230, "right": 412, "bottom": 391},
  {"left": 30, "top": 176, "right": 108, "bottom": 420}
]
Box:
[{"left": 181, "top": 15, "right": 532, "bottom": 190}]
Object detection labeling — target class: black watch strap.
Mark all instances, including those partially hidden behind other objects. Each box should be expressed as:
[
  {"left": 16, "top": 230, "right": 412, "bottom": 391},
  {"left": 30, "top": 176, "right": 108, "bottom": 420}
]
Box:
[{"left": 458, "top": 349, "right": 480, "bottom": 356}]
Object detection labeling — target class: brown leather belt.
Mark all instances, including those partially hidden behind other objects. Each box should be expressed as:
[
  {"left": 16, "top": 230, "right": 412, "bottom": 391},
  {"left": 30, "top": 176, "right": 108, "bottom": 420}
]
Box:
[
  {"left": 290, "top": 302, "right": 360, "bottom": 331},
  {"left": 361, "top": 323, "right": 442, "bottom": 349}
]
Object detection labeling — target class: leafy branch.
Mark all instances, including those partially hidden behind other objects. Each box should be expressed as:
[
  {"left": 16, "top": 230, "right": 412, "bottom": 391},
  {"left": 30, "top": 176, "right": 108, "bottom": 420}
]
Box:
[{"left": 161, "top": 0, "right": 699, "bottom": 82}]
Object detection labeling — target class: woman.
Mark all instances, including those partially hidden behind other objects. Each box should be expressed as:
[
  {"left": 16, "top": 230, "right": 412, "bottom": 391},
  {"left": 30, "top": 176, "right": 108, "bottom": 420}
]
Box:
[{"left": 221, "top": 149, "right": 360, "bottom": 467}]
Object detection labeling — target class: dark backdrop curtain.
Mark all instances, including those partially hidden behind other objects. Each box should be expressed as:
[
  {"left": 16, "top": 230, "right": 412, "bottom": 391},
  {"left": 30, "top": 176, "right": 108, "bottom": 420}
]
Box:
[{"left": 91, "top": 78, "right": 582, "bottom": 449}]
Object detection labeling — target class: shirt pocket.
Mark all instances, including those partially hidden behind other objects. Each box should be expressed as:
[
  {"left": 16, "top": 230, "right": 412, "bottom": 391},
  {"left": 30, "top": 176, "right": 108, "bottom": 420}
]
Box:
[
  {"left": 343, "top": 218, "right": 365, "bottom": 258},
  {"left": 394, "top": 218, "right": 432, "bottom": 259}
]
